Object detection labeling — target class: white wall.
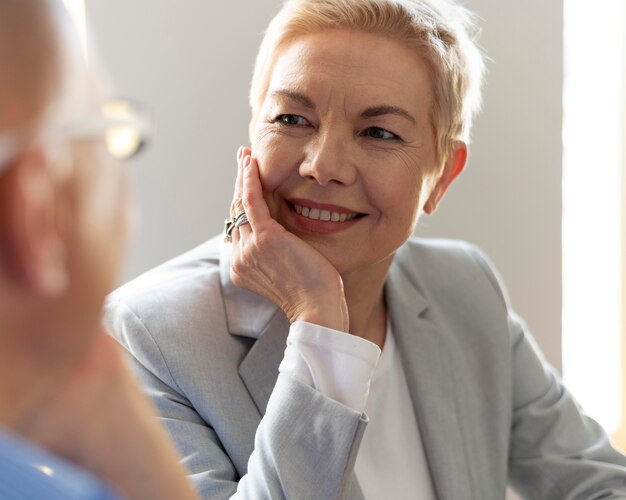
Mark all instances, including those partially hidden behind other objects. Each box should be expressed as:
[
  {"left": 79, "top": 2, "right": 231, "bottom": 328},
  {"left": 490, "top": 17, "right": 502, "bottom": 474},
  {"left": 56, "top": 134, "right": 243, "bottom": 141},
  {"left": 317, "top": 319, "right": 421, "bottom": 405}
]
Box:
[{"left": 87, "top": 0, "right": 563, "bottom": 371}]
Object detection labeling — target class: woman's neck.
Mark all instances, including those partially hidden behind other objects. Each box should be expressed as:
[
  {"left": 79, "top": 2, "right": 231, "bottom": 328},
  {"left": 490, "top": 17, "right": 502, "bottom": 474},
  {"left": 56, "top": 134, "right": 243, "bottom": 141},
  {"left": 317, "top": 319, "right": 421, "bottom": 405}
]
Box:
[{"left": 341, "top": 255, "right": 393, "bottom": 349}]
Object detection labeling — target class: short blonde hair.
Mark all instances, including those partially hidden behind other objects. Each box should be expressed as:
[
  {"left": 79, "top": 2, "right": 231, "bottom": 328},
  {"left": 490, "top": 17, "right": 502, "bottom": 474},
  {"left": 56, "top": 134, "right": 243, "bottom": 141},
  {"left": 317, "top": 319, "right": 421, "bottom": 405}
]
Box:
[{"left": 250, "top": 0, "right": 485, "bottom": 162}]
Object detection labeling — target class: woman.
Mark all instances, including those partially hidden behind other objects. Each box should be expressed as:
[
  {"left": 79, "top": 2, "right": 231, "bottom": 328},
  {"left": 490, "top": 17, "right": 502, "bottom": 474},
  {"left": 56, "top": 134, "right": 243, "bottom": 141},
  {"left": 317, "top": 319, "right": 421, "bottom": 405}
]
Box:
[{"left": 106, "top": 0, "right": 626, "bottom": 498}]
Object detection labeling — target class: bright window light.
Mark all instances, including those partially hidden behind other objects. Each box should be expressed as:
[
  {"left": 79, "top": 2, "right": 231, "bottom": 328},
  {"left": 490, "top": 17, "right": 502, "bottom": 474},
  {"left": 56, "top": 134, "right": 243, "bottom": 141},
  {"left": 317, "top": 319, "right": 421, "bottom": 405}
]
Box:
[
  {"left": 562, "top": 0, "right": 624, "bottom": 433},
  {"left": 61, "top": 0, "right": 87, "bottom": 62}
]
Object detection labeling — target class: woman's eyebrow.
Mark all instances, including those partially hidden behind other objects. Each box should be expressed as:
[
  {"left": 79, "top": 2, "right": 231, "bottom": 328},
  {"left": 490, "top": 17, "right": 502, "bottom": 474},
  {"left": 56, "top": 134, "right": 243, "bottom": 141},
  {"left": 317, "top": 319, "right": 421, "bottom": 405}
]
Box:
[
  {"left": 361, "top": 105, "right": 417, "bottom": 125},
  {"left": 268, "top": 92, "right": 416, "bottom": 126},
  {"left": 269, "top": 89, "right": 315, "bottom": 109}
]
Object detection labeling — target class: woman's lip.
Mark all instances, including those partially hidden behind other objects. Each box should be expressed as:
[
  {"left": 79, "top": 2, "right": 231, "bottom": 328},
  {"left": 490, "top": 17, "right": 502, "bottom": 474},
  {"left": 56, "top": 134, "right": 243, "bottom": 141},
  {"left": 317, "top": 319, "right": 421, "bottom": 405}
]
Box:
[{"left": 287, "top": 198, "right": 362, "bottom": 215}]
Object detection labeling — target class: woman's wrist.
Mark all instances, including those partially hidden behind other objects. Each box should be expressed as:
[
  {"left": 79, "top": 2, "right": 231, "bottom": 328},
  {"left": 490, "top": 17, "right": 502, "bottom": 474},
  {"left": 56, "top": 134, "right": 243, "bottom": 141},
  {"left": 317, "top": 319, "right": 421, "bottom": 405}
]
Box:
[{"left": 287, "top": 295, "right": 349, "bottom": 333}]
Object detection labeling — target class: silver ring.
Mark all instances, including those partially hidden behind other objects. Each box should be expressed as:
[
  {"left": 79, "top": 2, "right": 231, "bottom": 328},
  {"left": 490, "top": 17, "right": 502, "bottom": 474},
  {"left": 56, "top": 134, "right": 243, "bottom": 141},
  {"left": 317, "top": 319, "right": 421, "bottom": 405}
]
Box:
[
  {"left": 235, "top": 211, "right": 249, "bottom": 228},
  {"left": 224, "top": 210, "right": 248, "bottom": 242},
  {"left": 224, "top": 217, "right": 235, "bottom": 242}
]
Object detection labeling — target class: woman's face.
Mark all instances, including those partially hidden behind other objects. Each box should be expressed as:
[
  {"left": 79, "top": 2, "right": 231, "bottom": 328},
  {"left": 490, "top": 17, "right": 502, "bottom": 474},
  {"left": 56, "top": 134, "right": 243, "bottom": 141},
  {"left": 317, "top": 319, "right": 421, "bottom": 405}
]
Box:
[{"left": 250, "top": 29, "right": 460, "bottom": 276}]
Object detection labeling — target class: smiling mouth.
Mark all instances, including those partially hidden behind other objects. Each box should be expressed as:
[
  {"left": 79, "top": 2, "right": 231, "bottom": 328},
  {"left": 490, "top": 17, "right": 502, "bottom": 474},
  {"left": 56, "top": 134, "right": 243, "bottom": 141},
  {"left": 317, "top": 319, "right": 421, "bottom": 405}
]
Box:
[{"left": 291, "top": 203, "right": 364, "bottom": 222}]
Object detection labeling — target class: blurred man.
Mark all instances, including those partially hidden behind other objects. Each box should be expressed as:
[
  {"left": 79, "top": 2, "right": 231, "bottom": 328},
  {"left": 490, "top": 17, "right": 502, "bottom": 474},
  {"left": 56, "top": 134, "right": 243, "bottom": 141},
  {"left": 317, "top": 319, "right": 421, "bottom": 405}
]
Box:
[{"left": 0, "top": 1, "right": 197, "bottom": 498}]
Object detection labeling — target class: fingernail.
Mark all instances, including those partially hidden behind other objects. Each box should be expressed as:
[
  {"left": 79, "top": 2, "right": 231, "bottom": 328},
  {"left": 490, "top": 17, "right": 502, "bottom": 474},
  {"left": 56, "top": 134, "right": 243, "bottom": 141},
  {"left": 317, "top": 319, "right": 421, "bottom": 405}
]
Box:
[
  {"left": 244, "top": 156, "right": 251, "bottom": 168},
  {"left": 237, "top": 146, "right": 243, "bottom": 160}
]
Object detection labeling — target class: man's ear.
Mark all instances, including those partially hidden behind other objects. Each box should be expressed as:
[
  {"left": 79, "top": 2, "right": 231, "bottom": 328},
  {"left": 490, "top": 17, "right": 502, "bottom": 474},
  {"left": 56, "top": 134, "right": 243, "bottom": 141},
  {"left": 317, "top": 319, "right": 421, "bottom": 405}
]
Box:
[
  {"left": 0, "top": 146, "right": 69, "bottom": 296},
  {"left": 423, "top": 141, "right": 467, "bottom": 215}
]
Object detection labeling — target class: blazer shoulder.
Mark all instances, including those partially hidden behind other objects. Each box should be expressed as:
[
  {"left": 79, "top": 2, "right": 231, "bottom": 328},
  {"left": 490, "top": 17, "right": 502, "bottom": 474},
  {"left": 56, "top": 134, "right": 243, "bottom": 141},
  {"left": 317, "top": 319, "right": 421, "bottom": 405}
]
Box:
[
  {"left": 103, "top": 236, "right": 247, "bottom": 397},
  {"left": 398, "top": 237, "right": 511, "bottom": 308},
  {"left": 108, "top": 237, "right": 222, "bottom": 310},
  {"left": 104, "top": 236, "right": 228, "bottom": 354}
]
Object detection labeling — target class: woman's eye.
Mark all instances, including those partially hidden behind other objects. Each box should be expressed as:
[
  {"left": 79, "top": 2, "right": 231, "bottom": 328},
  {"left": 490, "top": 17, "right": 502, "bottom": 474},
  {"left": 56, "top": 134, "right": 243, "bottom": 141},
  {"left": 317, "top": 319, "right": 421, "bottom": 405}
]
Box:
[
  {"left": 363, "top": 127, "right": 398, "bottom": 140},
  {"left": 275, "top": 114, "right": 309, "bottom": 126}
]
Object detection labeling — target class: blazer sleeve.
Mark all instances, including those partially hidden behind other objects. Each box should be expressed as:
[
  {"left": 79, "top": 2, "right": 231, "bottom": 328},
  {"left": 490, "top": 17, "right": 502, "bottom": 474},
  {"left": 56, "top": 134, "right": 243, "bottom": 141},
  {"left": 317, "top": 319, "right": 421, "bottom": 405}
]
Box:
[
  {"left": 471, "top": 247, "right": 626, "bottom": 499},
  {"left": 104, "top": 300, "right": 367, "bottom": 500}
]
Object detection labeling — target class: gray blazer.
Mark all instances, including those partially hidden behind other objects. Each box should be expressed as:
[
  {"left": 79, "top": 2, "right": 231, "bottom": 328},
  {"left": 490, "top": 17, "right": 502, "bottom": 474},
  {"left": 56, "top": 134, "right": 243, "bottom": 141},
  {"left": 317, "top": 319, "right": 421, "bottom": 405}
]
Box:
[{"left": 105, "top": 236, "right": 626, "bottom": 499}]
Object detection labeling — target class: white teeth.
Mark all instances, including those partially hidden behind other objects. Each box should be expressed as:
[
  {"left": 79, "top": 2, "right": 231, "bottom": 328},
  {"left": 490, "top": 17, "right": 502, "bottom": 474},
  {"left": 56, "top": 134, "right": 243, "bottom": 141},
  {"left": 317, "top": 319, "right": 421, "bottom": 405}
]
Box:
[{"left": 293, "top": 204, "right": 358, "bottom": 223}]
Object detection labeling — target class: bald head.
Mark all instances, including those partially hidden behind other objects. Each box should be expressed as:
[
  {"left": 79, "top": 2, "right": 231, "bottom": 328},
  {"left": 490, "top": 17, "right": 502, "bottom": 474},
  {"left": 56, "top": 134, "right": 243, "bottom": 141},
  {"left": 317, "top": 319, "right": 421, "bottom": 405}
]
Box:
[
  {"left": 0, "top": 0, "right": 65, "bottom": 130},
  {"left": 0, "top": 0, "right": 122, "bottom": 298},
  {"left": 0, "top": 0, "right": 105, "bottom": 137}
]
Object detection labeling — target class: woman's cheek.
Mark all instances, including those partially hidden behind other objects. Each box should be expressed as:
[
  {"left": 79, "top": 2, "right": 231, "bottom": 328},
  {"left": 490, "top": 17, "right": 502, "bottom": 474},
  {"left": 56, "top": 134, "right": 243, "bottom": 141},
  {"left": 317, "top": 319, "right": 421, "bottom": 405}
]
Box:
[
  {"left": 254, "top": 139, "right": 293, "bottom": 193},
  {"left": 249, "top": 144, "right": 281, "bottom": 221}
]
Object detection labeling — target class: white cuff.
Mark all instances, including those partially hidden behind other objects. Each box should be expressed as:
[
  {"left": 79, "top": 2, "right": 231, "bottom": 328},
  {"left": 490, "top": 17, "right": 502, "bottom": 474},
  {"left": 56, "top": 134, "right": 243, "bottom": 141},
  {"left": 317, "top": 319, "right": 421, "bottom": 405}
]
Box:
[{"left": 278, "top": 321, "right": 381, "bottom": 413}]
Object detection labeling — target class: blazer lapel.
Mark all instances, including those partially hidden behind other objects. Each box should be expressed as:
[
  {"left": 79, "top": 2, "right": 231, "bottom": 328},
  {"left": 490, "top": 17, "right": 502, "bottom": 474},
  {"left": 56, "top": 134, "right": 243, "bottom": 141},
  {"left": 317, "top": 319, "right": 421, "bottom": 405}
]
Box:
[
  {"left": 219, "top": 241, "right": 290, "bottom": 416},
  {"left": 386, "top": 259, "right": 474, "bottom": 500},
  {"left": 219, "top": 242, "right": 279, "bottom": 340},
  {"left": 238, "top": 310, "right": 290, "bottom": 415}
]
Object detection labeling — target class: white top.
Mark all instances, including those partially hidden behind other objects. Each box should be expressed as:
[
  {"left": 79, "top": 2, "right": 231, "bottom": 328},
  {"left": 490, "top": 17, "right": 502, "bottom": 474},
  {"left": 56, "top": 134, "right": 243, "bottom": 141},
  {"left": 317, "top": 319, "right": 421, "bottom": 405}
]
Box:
[{"left": 278, "top": 321, "right": 436, "bottom": 500}]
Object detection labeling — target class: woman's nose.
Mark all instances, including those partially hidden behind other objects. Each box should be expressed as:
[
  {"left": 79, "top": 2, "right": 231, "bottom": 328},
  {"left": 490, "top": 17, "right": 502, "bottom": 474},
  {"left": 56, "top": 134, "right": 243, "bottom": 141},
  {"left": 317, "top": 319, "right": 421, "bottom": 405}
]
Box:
[{"left": 298, "top": 133, "right": 357, "bottom": 186}]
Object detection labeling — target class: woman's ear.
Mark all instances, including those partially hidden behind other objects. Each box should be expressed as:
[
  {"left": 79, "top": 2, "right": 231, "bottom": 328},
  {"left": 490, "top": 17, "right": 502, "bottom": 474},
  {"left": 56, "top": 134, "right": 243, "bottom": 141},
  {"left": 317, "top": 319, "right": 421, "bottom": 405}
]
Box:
[
  {"left": 0, "top": 146, "right": 69, "bottom": 296},
  {"left": 423, "top": 141, "right": 467, "bottom": 215}
]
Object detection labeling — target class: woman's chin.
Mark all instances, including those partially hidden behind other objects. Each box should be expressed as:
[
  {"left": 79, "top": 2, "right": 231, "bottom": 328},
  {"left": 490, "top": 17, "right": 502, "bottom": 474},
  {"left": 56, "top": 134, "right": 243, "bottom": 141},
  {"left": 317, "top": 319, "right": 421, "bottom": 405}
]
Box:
[{"left": 297, "top": 238, "right": 379, "bottom": 278}]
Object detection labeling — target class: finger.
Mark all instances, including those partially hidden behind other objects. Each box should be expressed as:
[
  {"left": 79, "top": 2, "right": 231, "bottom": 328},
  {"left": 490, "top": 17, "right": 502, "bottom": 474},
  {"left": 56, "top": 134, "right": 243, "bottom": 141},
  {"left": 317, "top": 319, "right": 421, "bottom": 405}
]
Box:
[
  {"left": 231, "top": 147, "right": 245, "bottom": 214},
  {"left": 230, "top": 149, "right": 244, "bottom": 217},
  {"left": 230, "top": 146, "right": 250, "bottom": 217},
  {"left": 241, "top": 156, "right": 271, "bottom": 231},
  {"left": 235, "top": 156, "right": 253, "bottom": 239}
]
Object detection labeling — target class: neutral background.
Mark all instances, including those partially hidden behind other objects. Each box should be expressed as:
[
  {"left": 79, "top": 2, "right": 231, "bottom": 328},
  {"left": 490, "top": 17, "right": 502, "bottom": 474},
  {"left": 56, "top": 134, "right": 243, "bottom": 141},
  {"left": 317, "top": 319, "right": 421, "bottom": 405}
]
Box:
[{"left": 87, "top": 0, "right": 563, "bottom": 375}]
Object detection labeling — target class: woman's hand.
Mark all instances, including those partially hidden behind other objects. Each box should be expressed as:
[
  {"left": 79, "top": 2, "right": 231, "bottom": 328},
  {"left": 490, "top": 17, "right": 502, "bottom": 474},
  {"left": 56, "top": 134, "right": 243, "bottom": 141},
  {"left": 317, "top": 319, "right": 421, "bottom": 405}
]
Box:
[{"left": 229, "top": 147, "right": 349, "bottom": 333}]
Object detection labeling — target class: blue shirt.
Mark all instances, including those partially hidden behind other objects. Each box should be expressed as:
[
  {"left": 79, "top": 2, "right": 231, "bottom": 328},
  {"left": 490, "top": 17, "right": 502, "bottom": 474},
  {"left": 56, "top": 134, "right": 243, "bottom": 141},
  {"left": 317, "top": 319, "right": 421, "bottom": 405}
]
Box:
[{"left": 0, "top": 429, "right": 119, "bottom": 500}]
